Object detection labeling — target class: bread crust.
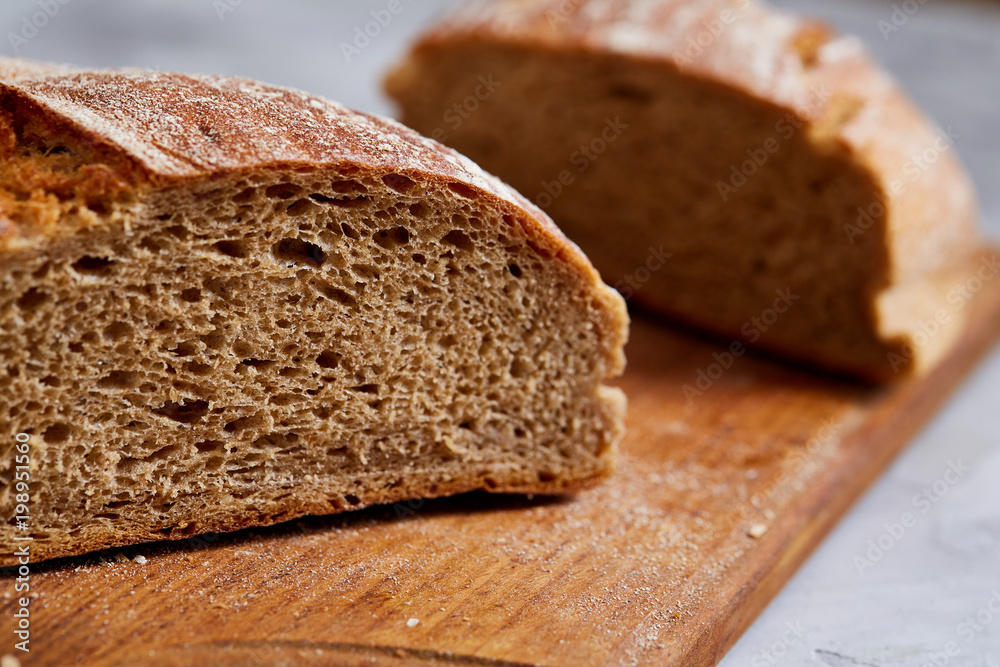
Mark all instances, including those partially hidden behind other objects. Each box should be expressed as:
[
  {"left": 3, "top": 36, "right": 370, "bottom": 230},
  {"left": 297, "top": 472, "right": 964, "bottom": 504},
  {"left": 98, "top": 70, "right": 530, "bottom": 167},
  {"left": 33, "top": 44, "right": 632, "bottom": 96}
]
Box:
[{"left": 0, "top": 58, "right": 617, "bottom": 300}]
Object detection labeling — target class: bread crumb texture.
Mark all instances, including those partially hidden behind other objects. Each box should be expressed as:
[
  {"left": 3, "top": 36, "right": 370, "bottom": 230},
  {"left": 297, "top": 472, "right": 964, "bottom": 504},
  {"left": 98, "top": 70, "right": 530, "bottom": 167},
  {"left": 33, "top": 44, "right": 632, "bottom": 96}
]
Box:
[{"left": 0, "top": 60, "right": 628, "bottom": 564}]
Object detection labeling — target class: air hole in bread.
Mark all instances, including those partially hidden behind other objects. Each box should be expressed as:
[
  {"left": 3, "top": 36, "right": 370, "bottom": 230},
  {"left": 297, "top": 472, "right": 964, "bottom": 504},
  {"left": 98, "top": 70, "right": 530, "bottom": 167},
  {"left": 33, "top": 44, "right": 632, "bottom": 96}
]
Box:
[
  {"left": 265, "top": 183, "right": 303, "bottom": 199},
  {"left": 16, "top": 287, "right": 49, "bottom": 311},
  {"left": 374, "top": 226, "right": 411, "bottom": 249},
  {"left": 42, "top": 423, "right": 71, "bottom": 444},
  {"left": 241, "top": 358, "right": 276, "bottom": 370},
  {"left": 329, "top": 180, "right": 367, "bottom": 194},
  {"left": 71, "top": 255, "right": 115, "bottom": 276},
  {"left": 382, "top": 173, "right": 415, "bottom": 192},
  {"left": 233, "top": 187, "right": 256, "bottom": 203},
  {"left": 313, "top": 280, "right": 357, "bottom": 306},
  {"left": 287, "top": 199, "right": 315, "bottom": 217},
  {"left": 272, "top": 238, "right": 327, "bottom": 268},
  {"left": 192, "top": 440, "right": 222, "bottom": 453},
  {"left": 166, "top": 225, "right": 189, "bottom": 240},
  {"left": 153, "top": 399, "right": 209, "bottom": 424},
  {"left": 170, "top": 341, "right": 200, "bottom": 357},
  {"left": 442, "top": 230, "right": 474, "bottom": 251},
  {"left": 309, "top": 193, "right": 338, "bottom": 205},
  {"left": 179, "top": 288, "right": 201, "bottom": 303},
  {"left": 447, "top": 182, "right": 477, "bottom": 199},
  {"left": 139, "top": 237, "right": 165, "bottom": 254},
  {"left": 510, "top": 359, "right": 530, "bottom": 378},
  {"left": 322, "top": 195, "right": 368, "bottom": 209},
  {"left": 201, "top": 330, "right": 227, "bottom": 350},
  {"left": 147, "top": 444, "right": 180, "bottom": 462},
  {"left": 340, "top": 222, "right": 361, "bottom": 240},
  {"left": 224, "top": 414, "right": 264, "bottom": 433},
  {"left": 316, "top": 351, "right": 340, "bottom": 369},
  {"left": 98, "top": 370, "right": 139, "bottom": 390},
  {"left": 214, "top": 240, "right": 249, "bottom": 258},
  {"left": 103, "top": 321, "right": 133, "bottom": 341},
  {"left": 184, "top": 362, "right": 214, "bottom": 376}
]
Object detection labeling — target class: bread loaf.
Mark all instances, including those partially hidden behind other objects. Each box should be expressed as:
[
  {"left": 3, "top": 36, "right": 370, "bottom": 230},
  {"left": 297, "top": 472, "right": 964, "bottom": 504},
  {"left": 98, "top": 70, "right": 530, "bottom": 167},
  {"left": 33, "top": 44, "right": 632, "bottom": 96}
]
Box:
[
  {"left": 386, "top": 0, "right": 982, "bottom": 381},
  {"left": 0, "top": 59, "right": 628, "bottom": 564}
]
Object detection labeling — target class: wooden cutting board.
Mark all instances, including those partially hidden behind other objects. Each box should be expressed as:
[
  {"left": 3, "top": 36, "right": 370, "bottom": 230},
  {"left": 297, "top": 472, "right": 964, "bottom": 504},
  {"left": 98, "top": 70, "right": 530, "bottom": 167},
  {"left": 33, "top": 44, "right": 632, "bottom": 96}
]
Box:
[{"left": 4, "top": 250, "right": 1000, "bottom": 667}]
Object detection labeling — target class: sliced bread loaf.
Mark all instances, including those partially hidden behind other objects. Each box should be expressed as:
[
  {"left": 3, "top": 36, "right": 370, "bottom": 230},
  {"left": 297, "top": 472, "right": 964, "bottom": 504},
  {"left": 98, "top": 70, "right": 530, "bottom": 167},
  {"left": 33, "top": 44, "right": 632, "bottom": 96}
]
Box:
[
  {"left": 0, "top": 59, "right": 628, "bottom": 564},
  {"left": 386, "top": 0, "right": 982, "bottom": 381}
]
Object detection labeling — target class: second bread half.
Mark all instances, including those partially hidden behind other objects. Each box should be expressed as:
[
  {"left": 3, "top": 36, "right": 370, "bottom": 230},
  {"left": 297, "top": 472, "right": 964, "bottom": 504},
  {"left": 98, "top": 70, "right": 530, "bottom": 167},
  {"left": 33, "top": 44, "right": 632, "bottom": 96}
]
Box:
[{"left": 386, "top": 0, "right": 982, "bottom": 381}]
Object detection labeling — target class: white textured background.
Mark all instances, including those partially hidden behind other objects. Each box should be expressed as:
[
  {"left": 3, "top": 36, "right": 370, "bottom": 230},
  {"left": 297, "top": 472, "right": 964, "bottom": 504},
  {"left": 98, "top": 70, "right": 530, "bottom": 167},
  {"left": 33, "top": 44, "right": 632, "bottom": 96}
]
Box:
[{"left": 1, "top": 1, "right": 998, "bottom": 664}]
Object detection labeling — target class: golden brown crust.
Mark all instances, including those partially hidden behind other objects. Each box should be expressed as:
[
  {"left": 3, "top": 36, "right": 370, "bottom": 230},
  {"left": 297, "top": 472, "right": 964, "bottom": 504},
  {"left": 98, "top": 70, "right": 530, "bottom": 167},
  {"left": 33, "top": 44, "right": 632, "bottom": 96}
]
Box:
[{"left": 0, "top": 59, "right": 614, "bottom": 300}]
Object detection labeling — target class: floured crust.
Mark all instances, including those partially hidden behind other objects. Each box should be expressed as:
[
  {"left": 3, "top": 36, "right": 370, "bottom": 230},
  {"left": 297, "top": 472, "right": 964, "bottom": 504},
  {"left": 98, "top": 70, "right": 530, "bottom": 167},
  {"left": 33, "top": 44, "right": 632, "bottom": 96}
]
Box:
[
  {"left": 0, "top": 58, "right": 609, "bottom": 293},
  {"left": 0, "top": 57, "right": 79, "bottom": 81}
]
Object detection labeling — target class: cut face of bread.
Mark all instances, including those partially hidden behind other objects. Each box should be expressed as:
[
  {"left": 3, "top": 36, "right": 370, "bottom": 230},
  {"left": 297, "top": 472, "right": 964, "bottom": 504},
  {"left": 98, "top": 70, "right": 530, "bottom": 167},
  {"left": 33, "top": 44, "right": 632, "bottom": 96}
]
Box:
[
  {"left": 0, "top": 61, "right": 628, "bottom": 564},
  {"left": 386, "top": 0, "right": 981, "bottom": 381}
]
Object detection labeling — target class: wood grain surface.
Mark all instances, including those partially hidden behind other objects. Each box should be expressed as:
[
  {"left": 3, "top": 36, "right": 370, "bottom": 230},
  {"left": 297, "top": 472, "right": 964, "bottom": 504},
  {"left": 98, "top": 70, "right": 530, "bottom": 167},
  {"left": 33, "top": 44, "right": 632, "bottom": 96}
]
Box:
[{"left": 3, "top": 249, "right": 999, "bottom": 667}]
